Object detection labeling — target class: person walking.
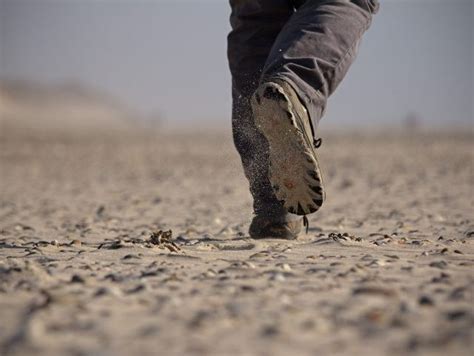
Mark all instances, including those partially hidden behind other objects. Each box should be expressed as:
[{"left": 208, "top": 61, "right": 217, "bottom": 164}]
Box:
[{"left": 227, "top": 0, "right": 379, "bottom": 239}]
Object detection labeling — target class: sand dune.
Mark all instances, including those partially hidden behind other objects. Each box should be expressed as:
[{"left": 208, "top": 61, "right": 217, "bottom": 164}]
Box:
[{"left": 0, "top": 81, "right": 138, "bottom": 137}]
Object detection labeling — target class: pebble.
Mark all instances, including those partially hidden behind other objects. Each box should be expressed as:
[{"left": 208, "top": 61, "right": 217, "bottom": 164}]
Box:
[
  {"left": 249, "top": 251, "right": 269, "bottom": 259},
  {"left": 188, "top": 310, "right": 212, "bottom": 328},
  {"left": 431, "top": 272, "right": 450, "bottom": 283},
  {"left": 70, "top": 274, "right": 85, "bottom": 283},
  {"left": 261, "top": 324, "right": 279, "bottom": 337},
  {"left": 418, "top": 295, "right": 434, "bottom": 306},
  {"left": 225, "top": 302, "right": 242, "bottom": 318},
  {"left": 122, "top": 254, "right": 140, "bottom": 260},
  {"left": 271, "top": 273, "right": 286, "bottom": 282},
  {"left": 352, "top": 286, "right": 397, "bottom": 297},
  {"left": 277, "top": 263, "right": 292, "bottom": 271},
  {"left": 429, "top": 261, "right": 448, "bottom": 269},
  {"left": 446, "top": 310, "right": 469, "bottom": 321},
  {"left": 243, "top": 261, "right": 256, "bottom": 269},
  {"left": 204, "top": 269, "right": 217, "bottom": 278},
  {"left": 367, "top": 259, "right": 386, "bottom": 267},
  {"left": 70, "top": 239, "right": 82, "bottom": 247},
  {"left": 126, "top": 284, "right": 147, "bottom": 294},
  {"left": 94, "top": 287, "right": 109, "bottom": 297},
  {"left": 449, "top": 287, "right": 466, "bottom": 300},
  {"left": 240, "top": 285, "right": 256, "bottom": 292}
]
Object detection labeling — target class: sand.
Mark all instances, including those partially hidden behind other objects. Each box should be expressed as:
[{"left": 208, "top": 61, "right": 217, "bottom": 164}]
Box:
[{"left": 0, "top": 129, "right": 473, "bottom": 356}]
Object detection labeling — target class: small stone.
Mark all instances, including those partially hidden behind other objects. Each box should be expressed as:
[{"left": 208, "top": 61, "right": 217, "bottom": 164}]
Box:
[
  {"left": 70, "top": 274, "right": 85, "bottom": 283},
  {"left": 281, "top": 263, "right": 291, "bottom": 271},
  {"left": 449, "top": 287, "right": 466, "bottom": 300},
  {"left": 96, "top": 205, "right": 105, "bottom": 217},
  {"left": 188, "top": 310, "right": 211, "bottom": 328},
  {"left": 94, "top": 287, "right": 109, "bottom": 297},
  {"left": 126, "top": 284, "right": 146, "bottom": 294},
  {"left": 367, "top": 259, "right": 385, "bottom": 267},
  {"left": 122, "top": 254, "right": 140, "bottom": 260},
  {"left": 50, "top": 240, "right": 59, "bottom": 246},
  {"left": 446, "top": 310, "right": 469, "bottom": 321},
  {"left": 71, "top": 240, "right": 82, "bottom": 247},
  {"left": 431, "top": 272, "right": 450, "bottom": 283},
  {"left": 352, "top": 286, "right": 397, "bottom": 297},
  {"left": 271, "top": 273, "right": 286, "bottom": 282},
  {"left": 429, "top": 261, "right": 448, "bottom": 269},
  {"left": 225, "top": 302, "right": 242, "bottom": 318},
  {"left": 243, "top": 261, "right": 256, "bottom": 269},
  {"left": 249, "top": 251, "right": 269, "bottom": 259},
  {"left": 418, "top": 295, "right": 434, "bottom": 306},
  {"left": 205, "top": 269, "right": 217, "bottom": 278},
  {"left": 261, "top": 324, "right": 279, "bottom": 337},
  {"left": 240, "top": 285, "right": 256, "bottom": 292}
]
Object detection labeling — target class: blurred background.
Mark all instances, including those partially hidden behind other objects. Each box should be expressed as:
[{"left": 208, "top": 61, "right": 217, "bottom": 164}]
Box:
[{"left": 0, "top": 0, "right": 472, "bottom": 135}]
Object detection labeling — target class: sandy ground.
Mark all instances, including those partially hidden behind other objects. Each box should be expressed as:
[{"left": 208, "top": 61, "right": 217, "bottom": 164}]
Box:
[{"left": 0, "top": 129, "right": 473, "bottom": 356}]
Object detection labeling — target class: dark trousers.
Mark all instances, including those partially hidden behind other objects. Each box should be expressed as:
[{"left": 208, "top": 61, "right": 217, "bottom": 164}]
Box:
[{"left": 227, "top": 0, "right": 379, "bottom": 216}]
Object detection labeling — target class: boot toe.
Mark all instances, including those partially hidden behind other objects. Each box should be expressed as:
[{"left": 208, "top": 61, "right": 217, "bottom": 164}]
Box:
[{"left": 249, "top": 215, "right": 303, "bottom": 240}]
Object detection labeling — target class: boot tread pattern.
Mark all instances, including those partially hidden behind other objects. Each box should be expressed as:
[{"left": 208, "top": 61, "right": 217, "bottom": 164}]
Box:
[{"left": 251, "top": 82, "right": 325, "bottom": 216}]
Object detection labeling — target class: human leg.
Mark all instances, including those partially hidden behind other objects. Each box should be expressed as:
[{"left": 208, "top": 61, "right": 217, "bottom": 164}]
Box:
[
  {"left": 251, "top": 0, "right": 379, "bottom": 215},
  {"left": 228, "top": 0, "right": 311, "bottom": 238},
  {"left": 227, "top": 0, "right": 292, "bottom": 217}
]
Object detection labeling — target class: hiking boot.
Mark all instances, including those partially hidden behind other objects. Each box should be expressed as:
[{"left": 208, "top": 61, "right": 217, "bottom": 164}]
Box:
[
  {"left": 250, "top": 79, "right": 325, "bottom": 216},
  {"left": 249, "top": 213, "right": 303, "bottom": 240}
]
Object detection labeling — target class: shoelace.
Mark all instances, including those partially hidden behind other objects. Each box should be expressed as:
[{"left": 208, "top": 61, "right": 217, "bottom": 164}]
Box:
[
  {"left": 303, "top": 215, "right": 309, "bottom": 234},
  {"left": 313, "top": 138, "right": 322, "bottom": 148}
]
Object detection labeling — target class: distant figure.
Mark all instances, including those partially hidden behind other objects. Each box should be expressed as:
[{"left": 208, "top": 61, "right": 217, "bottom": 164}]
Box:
[{"left": 227, "top": 0, "right": 379, "bottom": 239}]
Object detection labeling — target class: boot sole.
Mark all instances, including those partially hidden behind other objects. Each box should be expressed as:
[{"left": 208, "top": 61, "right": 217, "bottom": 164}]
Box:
[{"left": 251, "top": 82, "right": 325, "bottom": 215}]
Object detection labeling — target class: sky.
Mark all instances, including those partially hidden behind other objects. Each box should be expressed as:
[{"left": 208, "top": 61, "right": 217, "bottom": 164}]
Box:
[{"left": 0, "top": 0, "right": 472, "bottom": 129}]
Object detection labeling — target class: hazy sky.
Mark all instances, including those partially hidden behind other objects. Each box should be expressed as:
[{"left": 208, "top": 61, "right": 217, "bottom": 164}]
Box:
[{"left": 1, "top": 0, "right": 472, "bottom": 128}]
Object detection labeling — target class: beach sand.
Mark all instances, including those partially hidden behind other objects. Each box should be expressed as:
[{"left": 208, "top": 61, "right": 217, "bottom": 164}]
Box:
[{"left": 0, "top": 129, "right": 473, "bottom": 356}]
